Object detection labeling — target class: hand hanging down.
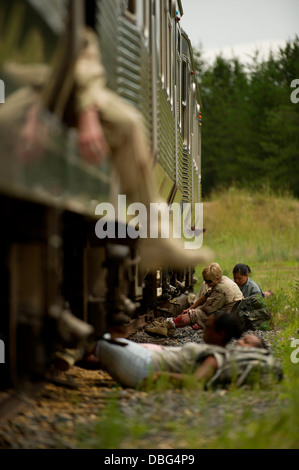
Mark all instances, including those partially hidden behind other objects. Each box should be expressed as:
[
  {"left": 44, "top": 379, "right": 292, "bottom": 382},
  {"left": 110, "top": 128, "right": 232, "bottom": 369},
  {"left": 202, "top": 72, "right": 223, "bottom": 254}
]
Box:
[{"left": 77, "top": 107, "right": 110, "bottom": 164}]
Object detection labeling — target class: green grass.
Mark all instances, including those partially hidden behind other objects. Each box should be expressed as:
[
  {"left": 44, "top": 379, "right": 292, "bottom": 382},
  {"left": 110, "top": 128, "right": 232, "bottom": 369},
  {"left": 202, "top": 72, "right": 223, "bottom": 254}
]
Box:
[
  {"left": 202, "top": 186, "right": 299, "bottom": 269},
  {"left": 75, "top": 187, "right": 299, "bottom": 449},
  {"left": 197, "top": 187, "right": 299, "bottom": 448}
]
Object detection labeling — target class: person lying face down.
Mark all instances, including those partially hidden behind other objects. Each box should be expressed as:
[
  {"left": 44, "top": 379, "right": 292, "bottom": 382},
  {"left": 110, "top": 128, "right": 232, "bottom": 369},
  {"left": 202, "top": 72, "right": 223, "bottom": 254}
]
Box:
[
  {"left": 236, "top": 334, "right": 267, "bottom": 348},
  {"left": 84, "top": 311, "right": 270, "bottom": 389}
]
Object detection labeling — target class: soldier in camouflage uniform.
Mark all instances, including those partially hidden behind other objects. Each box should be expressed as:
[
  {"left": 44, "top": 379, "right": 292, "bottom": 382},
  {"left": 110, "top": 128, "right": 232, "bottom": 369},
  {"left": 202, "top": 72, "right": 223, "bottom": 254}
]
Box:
[
  {"left": 230, "top": 264, "right": 273, "bottom": 329},
  {"left": 147, "top": 263, "right": 273, "bottom": 337},
  {"left": 206, "top": 334, "right": 282, "bottom": 389},
  {"left": 233, "top": 264, "right": 265, "bottom": 298},
  {"left": 146, "top": 263, "right": 243, "bottom": 336},
  {"left": 82, "top": 312, "right": 282, "bottom": 389}
]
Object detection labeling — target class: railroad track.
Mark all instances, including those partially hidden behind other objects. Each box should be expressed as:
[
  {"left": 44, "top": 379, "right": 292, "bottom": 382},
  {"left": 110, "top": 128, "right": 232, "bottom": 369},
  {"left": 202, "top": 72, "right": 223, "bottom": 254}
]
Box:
[
  {"left": 0, "top": 313, "right": 154, "bottom": 424},
  {"left": 0, "top": 382, "right": 45, "bottom": 425}
]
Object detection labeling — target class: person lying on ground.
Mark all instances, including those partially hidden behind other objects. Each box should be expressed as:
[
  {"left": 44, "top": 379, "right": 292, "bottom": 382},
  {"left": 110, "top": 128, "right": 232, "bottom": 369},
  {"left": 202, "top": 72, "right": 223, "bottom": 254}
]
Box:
[{"left": 79, "top": 311, "right": 281, "bottom": 389}]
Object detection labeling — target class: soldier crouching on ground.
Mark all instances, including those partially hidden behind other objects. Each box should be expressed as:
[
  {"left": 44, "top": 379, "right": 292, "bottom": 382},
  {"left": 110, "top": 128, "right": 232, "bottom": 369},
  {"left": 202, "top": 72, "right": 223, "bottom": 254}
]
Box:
[
  {"left": 232, "top": 263, "right": 273, "bottom": 298},
  {"left": 231, "top": 263, "right": 273, "bottom": 330},
  {"left": 146, "top": 263, "right": 243, "bottom": 337}
]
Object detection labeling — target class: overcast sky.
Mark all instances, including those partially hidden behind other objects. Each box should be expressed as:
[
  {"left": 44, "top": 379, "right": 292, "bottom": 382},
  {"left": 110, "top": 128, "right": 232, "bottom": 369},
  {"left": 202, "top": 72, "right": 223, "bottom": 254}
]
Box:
[{"left": 180, "top": 0, "right": 299, "bottom": 64}]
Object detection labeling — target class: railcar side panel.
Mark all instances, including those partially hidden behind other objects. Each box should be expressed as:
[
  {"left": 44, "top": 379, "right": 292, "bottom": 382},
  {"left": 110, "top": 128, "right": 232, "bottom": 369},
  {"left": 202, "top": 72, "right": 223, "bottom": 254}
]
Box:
[{"left": 0, "top": 0, "right": 203, "bottom": 388}]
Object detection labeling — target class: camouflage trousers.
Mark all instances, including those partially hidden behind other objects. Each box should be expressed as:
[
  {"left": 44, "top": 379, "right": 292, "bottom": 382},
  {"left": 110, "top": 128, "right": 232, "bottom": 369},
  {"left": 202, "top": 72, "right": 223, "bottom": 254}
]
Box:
[
  {"left": 165, "top": 293, "right": 210, "bottom": 329},
  {"left": 188, "top": 308, "right": 210, "bottom": 329},
  {"left": 167, "top": 293, "right": 272, "bottom": 330},
  {"left": 231, "top": 295, "right": 272, "bottom": 330},
  {"left": 165, "top": 293, "right": 196, "bottom": 317}
]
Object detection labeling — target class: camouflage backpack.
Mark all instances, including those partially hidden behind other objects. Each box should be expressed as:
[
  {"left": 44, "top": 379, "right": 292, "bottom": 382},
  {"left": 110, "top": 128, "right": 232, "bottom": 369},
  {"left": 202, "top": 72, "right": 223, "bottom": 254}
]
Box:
[
  {"left": 232, "top": 294, "right": 272, "bottom": 330},
  {"left": 206, "top": 347, "right": 283, "bottom": 389}
]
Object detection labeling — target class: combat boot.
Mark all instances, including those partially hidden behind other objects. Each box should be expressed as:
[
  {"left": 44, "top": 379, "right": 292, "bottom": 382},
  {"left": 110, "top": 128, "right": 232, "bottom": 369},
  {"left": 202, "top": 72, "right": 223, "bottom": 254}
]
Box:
[
  {"left": 145, "top": 318, "right": 175, "bottom": 337},
  {"left": 53, "top": 348, "right": 85, "bottom": 371}
]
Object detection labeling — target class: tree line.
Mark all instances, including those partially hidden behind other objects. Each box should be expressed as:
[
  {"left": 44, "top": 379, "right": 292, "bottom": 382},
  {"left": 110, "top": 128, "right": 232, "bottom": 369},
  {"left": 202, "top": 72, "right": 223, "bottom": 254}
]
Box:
[{"left": 194, "top": 37, "right": 299, "bottom": 199}]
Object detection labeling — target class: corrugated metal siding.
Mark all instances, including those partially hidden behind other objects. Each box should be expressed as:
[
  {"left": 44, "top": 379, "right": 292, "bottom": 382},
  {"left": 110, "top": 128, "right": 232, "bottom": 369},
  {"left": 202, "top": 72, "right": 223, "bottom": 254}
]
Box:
[
  {"left": 177, "top": 131, "right": 184, "bottom": 194},
  {"left": 96, "top": 1, "right": 201, "bottom": 205},
  {"left": 139, "top": 42, "right": 152, "bottom": 139},
  {"left": 96, "top": 0, "right": 119, "bottom": 91},
  {"left": 192, "top": 164, "right": 201, "bottom": 205},
  {"left": 96, "top": 1, "right": 152, "bottom": 141},
  {"left": 181, "top": 148, "right": 191, "bottom": 203},
  {"left": 117, "top": 20, "right": 142, "bottom": 107},
  {"left": 157, "top": 86, "right": 176, "bottom": 181}
]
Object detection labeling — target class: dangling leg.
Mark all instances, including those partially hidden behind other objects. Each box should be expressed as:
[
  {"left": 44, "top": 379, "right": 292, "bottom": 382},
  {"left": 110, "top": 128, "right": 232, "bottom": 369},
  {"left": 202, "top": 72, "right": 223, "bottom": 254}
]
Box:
[{"left": 84, "top": 89, "right": 213, "bottom": 270}]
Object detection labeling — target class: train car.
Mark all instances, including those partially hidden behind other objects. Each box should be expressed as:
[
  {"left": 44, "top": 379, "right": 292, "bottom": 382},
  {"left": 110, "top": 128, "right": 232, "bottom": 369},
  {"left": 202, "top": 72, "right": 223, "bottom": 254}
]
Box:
[{"left": 0, "top": 0, "right": 203, "bottom": 388}]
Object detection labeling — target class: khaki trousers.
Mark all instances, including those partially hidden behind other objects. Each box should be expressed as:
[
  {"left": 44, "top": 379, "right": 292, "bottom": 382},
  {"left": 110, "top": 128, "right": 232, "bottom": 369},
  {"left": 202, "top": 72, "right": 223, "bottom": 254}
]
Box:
[{"left": 94, "top": 88, "right": 158, "bottom": 209}]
